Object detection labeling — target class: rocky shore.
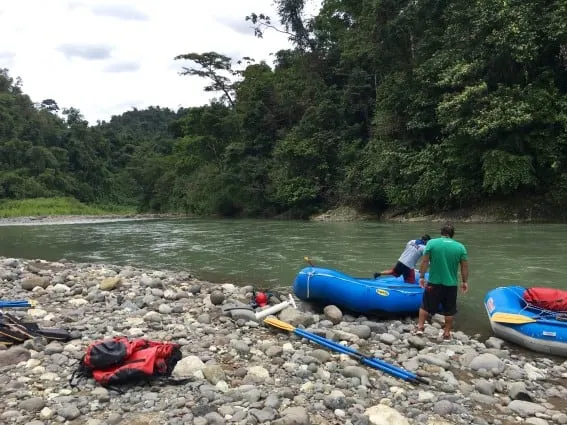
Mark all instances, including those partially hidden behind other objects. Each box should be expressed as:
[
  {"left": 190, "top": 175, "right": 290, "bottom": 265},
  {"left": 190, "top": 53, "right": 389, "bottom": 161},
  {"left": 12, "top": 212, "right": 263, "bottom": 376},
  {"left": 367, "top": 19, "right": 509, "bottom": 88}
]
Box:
[
  {"left": 1, "top": 256, "right": 566, "bottom": 425},
  {"left": 309, "top": 202, "right": 561, "bottom": 224}
]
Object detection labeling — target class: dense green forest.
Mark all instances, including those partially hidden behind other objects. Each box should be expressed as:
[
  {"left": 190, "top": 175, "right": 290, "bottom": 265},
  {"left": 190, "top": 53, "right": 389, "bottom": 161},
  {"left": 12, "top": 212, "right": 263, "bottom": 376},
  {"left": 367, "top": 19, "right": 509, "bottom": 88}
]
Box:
[{"left": 1, "top": 0, "right": 567, "bottom": 219}]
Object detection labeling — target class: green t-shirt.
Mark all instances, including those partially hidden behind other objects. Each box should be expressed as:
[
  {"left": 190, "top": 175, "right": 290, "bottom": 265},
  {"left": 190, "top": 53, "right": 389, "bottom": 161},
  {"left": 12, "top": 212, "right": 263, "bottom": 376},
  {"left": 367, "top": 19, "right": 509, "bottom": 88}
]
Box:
[{"left": 423, "top": 237, "right": 468, "bottom": 286}]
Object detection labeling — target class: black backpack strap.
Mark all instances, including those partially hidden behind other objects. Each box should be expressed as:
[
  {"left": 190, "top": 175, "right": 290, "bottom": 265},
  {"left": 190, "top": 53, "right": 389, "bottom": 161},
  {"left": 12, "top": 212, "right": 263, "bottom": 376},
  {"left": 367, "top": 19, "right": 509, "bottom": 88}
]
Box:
[
  {"left": 69, "top": 358, "right": 93, "bottom": 388},
  {"left": 102, "top": 383, "right": 125, "bottom": 394},
  {"left": 162, "top": 377, "right": 193, "bottom": 386}
]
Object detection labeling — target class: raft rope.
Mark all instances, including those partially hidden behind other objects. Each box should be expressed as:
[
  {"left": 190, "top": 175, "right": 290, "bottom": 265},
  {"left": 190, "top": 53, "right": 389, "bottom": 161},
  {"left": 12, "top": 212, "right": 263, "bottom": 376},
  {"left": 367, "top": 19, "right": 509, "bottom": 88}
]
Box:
[
  {"left": 503, "top": 286, "right": 567, "bottom": 320},
  {"left": 299, "top": 271, "right": 423, "bottom": 295}
]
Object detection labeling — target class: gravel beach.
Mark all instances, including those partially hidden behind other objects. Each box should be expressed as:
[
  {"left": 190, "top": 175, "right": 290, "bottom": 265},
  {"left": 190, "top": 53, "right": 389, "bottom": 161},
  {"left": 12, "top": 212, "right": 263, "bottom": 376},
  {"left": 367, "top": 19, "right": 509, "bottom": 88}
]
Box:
[{"left": 0, "top": 256, "right": 566, "bottom": 425}]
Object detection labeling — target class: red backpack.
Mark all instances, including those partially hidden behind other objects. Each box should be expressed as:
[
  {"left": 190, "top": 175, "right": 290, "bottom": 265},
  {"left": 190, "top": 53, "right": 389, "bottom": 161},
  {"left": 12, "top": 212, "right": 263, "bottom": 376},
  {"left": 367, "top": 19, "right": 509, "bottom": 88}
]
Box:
[{"left": 71, "top": 336, "right": 185, "bottom": 389}]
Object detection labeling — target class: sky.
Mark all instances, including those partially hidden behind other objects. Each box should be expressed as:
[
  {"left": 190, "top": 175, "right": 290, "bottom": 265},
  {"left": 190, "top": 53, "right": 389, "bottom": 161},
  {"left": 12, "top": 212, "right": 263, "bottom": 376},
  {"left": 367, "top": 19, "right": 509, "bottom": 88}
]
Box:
[{"left": 0, "top": 0, "right": 320, "bottom": 124}]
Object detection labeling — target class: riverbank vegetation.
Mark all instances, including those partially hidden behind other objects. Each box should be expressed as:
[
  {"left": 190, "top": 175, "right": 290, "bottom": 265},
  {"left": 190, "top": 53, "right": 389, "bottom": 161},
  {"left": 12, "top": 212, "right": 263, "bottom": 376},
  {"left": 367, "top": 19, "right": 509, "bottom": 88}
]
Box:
[
  {"left": 0, "top": 197, "right": 135, "bottom": 218},
  {"left": 1, "top": 0, "right": 567, "bottom": 220}
]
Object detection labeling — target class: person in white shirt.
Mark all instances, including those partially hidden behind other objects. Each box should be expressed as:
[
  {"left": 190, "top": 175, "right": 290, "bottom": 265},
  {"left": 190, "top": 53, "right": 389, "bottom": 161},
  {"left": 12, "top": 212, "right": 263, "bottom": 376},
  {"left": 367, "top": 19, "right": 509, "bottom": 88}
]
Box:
[{"left": 373, "top": 235, "right": 431, "bottom": 283}]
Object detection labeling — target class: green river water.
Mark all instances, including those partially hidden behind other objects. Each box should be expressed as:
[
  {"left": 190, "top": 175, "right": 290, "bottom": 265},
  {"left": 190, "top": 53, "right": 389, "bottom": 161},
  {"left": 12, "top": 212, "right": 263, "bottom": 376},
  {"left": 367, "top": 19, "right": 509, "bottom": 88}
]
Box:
[{"left": 1, "top": 218, "right": 566, "bottom": 337}]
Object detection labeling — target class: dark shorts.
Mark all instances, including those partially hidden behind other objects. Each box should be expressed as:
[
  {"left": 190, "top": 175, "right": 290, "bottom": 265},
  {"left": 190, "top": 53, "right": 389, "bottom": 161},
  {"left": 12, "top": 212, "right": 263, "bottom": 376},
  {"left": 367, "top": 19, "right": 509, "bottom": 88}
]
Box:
[
  {"left": 390, "top": 261, "right": 416, "bottom": 284},
  {"left": 421, "top": 283, "right": 458, "bottom": 316}
]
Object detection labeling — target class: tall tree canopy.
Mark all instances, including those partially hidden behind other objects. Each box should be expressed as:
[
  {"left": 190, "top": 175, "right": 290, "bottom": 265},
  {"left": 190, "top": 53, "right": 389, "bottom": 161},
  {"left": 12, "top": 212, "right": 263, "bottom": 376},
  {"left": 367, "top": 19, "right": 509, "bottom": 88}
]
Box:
[{"left": 1, "top": 0, "right": 567, "bottom": 219}]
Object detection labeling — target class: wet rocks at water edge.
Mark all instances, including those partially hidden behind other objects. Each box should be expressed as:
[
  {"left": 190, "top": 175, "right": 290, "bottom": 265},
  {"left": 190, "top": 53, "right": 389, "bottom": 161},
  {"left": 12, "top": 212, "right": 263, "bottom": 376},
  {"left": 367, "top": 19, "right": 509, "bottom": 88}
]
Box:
[{"left": 1, "top": 257, "right": 567, "bottom": 425}]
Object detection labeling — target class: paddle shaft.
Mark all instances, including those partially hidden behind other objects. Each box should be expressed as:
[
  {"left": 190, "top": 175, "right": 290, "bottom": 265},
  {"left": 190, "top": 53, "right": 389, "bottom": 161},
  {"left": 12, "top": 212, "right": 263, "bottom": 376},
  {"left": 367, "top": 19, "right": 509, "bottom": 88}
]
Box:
[
  {"left": 0, "top": 302, "right": 32, "bottom": 308},
  {"left": 293, "top": 328, "right": 424, "bottom": 383},
  {"left": 299, "top": 332, "right": 418, "bottom": 383},
  {"left": 262, "top": 316, "right": 425, "bottom": 383},
  {"left": 0, "top": 300, "right": 30, "bottom": 304}
]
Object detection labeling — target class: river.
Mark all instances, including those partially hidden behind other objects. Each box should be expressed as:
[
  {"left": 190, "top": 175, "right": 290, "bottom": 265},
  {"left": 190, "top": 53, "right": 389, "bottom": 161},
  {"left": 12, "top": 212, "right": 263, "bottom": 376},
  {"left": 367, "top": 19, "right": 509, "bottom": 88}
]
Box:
[{"left": 1, "top": 217, "right": 566, "bottom": 337}]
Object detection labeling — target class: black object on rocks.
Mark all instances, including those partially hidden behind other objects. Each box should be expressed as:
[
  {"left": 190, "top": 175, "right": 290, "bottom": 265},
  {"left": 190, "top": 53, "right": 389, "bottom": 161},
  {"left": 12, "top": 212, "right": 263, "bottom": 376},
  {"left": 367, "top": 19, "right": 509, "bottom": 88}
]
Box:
[{"left": 0, "top": 312, "right": 75, "bottom": 346}]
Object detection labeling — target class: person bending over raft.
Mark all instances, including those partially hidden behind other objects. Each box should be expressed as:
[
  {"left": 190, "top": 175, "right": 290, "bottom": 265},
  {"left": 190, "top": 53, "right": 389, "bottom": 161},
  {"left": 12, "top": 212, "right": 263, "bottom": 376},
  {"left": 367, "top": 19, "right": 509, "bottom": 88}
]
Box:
[{"left": 373, "top": 235, "right": 431, "bottom": 284}]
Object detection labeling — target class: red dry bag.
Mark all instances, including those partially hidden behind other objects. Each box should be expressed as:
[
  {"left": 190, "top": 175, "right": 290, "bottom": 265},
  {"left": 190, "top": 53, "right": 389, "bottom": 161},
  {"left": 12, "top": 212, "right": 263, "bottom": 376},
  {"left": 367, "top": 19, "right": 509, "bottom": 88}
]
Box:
[{"left": 523, "top": 287, "right": 567, "bottom": 312}]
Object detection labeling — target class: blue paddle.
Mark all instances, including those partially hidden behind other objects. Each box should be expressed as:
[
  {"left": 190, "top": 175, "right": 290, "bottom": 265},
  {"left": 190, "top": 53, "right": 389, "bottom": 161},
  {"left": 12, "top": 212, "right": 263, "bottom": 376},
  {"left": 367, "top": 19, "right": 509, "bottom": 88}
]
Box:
[
  {"left": 0, "top": 300, "right": 34, "bottom": 308},
  {"left": 263, "top": 317, "right": 427, "bottom": 384},
  {"left": 292, "top": 328, "right": 426, "bottom": 383}
]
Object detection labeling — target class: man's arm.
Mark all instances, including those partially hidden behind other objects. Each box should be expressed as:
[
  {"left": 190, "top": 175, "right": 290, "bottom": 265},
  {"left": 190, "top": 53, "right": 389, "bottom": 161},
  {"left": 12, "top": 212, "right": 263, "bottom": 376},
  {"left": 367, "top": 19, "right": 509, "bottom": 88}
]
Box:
[
  {"left": 460, "top": 259, "right": 469, "bottom": 293},
  {"left": 460, "top": 259, "right": 468, "bottom": 283},
  {"left": 419, "top": 254, "right": 430, "bottom": 277}
]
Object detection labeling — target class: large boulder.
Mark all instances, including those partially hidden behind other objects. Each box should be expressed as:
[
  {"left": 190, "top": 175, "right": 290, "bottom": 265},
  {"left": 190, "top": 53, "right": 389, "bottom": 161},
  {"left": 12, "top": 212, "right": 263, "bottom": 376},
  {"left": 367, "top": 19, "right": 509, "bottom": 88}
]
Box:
[
  {"left": 323, "top": 305, "right": 343, "bottom": 324},
  {"left": 279, "top": 308, "right": 314, "bottom": 327},
  {"left": 365, "top": 404, "right": 410, "bottom": 425},
  {"left": 0, "top": 346, "right": 31, "bottom": 367},
  {"left": 469, "top": 353, "right": 505, "bottom": 373}
]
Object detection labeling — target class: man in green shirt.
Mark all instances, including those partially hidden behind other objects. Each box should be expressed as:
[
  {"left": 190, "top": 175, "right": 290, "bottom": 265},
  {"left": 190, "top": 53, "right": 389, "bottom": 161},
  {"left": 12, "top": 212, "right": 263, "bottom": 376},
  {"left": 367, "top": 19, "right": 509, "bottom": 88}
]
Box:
[{"left": 416, "top": 223, "right": 469, "bottom": 340}]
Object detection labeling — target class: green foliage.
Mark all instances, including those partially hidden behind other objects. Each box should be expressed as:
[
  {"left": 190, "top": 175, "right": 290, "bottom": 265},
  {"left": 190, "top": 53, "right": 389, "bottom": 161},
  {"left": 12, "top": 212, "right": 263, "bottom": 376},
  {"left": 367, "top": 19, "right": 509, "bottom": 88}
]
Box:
[
  {"left": 2, "top": 0, "right": 567, "bottom": 219},
  {"left": 0, "top": 197, "right": 134, "bottom": 218},
  {"left": 175, "top": 164, "right": 239, "bottom": 216},
  {"left": 268, "top": 133, "right": 325, "bottom": 211},
  {"left": 482, "top": 150, "right": 536, "bottom": 194}
]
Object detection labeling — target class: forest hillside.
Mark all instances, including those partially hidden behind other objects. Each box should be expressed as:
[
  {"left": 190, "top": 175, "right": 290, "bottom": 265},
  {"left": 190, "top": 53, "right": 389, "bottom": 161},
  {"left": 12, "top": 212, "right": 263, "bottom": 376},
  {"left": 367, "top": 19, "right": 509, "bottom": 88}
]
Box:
[{"left": 1, "top": 0, "right": 567, "bottom": 220}]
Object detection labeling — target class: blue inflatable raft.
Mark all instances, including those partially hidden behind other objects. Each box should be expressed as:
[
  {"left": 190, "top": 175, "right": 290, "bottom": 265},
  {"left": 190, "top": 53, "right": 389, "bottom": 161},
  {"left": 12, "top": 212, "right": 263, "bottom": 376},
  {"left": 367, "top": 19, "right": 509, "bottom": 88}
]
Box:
[
  {"left": 484, "top": 286, "right": 567, "bottom": 357},
  {"left": 292, "top": 266, "right": 426, "bottom": 315}
]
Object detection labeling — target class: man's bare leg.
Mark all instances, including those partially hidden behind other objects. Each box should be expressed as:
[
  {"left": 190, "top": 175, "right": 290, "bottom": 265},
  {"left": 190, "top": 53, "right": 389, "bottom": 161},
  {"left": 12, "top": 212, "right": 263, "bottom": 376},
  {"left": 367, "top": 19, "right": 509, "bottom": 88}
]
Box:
[
  {"left": 417, "top": 308, "right": 428, "bottom": 332},
  {"left": 374, "top": 268, "right": 395, "bottom": 278},
  {"left": 443, "top": 316, "right": 454, "bottom": 339}
]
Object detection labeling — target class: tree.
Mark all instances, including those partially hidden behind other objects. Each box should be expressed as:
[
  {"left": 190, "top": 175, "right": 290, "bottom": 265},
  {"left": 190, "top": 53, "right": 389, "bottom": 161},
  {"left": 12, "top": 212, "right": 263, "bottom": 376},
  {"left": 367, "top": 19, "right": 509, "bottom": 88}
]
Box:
[
  {"left": 40, "top": 98, "right": 59, "bottom": 112},
  {"left": 2, "top": 0, "right": 567, "bottom": 221},
  {"left": 173, "top": 52, "right": 254, "bottom": 107},
  {"left": 246, "top": 0, "right": 317, "bottom": 50}
]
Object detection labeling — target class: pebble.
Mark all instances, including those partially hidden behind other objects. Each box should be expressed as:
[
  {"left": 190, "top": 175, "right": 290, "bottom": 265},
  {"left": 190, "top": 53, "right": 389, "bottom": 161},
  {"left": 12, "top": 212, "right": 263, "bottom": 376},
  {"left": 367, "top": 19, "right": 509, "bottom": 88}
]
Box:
[{"left": 0, "top": 256, "right": 564, "bottom": 425}]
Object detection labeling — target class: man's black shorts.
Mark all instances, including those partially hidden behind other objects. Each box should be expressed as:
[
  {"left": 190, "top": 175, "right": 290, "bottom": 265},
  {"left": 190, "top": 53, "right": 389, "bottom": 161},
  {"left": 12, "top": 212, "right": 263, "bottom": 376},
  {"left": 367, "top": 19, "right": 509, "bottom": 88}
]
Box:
[
  {"left": 391, "top": 261, "right": 416, "bottom": 283},
  {"left": 421, "top": 283, "right": 458, "bottom": 316}
]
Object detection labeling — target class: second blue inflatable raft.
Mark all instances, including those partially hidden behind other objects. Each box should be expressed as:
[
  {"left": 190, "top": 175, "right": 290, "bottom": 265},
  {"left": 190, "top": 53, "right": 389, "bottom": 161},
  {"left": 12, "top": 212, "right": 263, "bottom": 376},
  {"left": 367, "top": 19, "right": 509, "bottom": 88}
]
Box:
[
  {"left": 293, "top": 266, "right": 426, "bottom": 315},
  {"left": 484, "top": 286, "right": 567, "bottom": 357}
]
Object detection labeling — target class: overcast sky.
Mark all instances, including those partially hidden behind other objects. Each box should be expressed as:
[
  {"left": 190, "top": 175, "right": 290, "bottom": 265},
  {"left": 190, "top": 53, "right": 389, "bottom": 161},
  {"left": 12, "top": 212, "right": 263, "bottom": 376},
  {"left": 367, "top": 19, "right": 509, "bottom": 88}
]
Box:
[{"left": 0, "top": 0, "right": 319, "bottom": 124}]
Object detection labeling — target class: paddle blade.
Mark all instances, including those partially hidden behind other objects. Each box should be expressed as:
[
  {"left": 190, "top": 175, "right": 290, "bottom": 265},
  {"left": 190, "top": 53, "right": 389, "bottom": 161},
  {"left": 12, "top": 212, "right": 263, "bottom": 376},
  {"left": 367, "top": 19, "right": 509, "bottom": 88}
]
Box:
[
  {"left": 490, "top": 313, "right": 536, "bottom": 324},
  {"left": 263, "top": 317, "right": 296, "bottom": 332},
  {"left": 303, "top": 256, "right": 315, "bottom": 266}
]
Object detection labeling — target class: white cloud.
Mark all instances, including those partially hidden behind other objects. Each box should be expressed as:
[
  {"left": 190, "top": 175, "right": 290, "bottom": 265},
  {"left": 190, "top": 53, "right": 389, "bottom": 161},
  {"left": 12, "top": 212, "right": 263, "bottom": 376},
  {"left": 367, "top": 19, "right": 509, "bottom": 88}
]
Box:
[
  {"left": 57, "top": 44, "right": 113, "bottom": 60},
  {"left": 103, "top": 60, "right": 141, "bottom": 73},
  {"left": 89, "top": 4, "right": 150, "bottom": 21},
  {"left": 0, "top": 51, "right": 16, "bottom": 68},
  {"left": 0, "top": 0, "right": 315, "bottom": 124}
]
